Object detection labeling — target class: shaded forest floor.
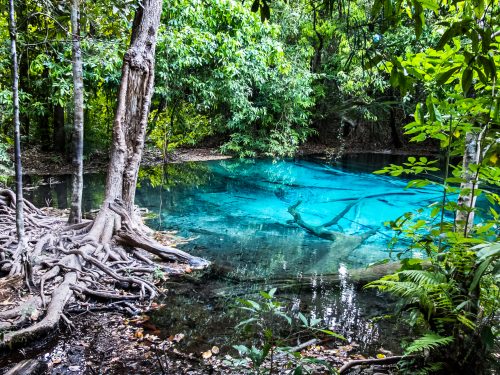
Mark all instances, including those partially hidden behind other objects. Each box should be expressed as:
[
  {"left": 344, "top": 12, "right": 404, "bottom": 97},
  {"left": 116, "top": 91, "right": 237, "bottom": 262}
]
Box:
[
  {"left": 0, "top": 308, "right": 399, "bottom": 374},
  {"left": 15, "top": 143, "right": 438, "bottom": 177},
  {"left": 18, "top": 146, "right": 232, "bottom": 176}
]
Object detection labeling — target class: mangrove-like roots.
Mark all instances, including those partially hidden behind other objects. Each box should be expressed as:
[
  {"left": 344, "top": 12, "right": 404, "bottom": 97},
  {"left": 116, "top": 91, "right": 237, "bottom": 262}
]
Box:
[{"left": 0, "top": 189, "right": 209, "bottom": 348}]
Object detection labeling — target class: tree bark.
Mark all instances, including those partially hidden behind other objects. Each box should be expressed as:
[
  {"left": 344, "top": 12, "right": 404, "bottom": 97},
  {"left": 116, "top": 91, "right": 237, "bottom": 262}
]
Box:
[
  {"left": 68, "top": 0, "right": 84, "bottom": 224},
  {"left": 8, "top": 0, "right": 26, "bottom": 256},
  {"left": 455, "top": 130, "right": 484, "bottom": 236},
  {"left": 105, "top": 0, "right": 162, "bottom": 213}
]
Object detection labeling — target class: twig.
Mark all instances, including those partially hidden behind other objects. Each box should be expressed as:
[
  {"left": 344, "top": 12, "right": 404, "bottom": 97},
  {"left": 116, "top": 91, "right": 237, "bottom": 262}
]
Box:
[{"left": 339, "top": 355, "right": 412, "bottom": 374}]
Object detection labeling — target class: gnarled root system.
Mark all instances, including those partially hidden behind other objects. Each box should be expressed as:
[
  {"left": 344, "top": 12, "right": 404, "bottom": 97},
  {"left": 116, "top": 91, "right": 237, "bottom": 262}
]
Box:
[{"left": 0, "top": 189, "right": 209, "bottom": 348}]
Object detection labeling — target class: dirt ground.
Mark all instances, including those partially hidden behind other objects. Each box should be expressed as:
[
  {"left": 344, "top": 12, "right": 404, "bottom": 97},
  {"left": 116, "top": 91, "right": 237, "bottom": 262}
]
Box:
[
  {"left": 0, "top": 307, "right": 400, "bottom": 375},
  {"left": 15, "top": 146, "right": 231, "bottom": 176}
]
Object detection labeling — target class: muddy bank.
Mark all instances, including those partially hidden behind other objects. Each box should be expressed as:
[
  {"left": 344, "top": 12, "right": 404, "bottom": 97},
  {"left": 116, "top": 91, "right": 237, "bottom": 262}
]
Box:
[
  {"left": 0, "top": 287, "right": 402, "bottom": 375},
  {"left": 11, "top": 143, "right": 437, "bottom": 178},
  {"left": 14, "top": 146, "right": 231, "bottom": 176}
]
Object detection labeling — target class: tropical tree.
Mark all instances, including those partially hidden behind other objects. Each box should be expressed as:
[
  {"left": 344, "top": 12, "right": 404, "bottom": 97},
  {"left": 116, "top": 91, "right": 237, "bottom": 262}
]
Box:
[
  {"left": 151, "top": 0, "right": 315, "bottom": 158},
  {"left": 68, "top": 0, "right": 84, "bottom": 224},
  {"left": 367, "top": 0, "right": 500, "bottom": 372},
  {"left": 7, "top": 0, "right": 26, "bottom": 277}
]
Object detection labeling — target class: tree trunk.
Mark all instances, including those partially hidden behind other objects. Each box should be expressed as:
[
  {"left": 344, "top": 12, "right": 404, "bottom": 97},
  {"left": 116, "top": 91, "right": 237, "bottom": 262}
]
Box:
[
  {"left": 389, "top": 92, "right": 402, "bottom": 149},
  {"left": 68, "top": 0, "right": 84, "bottom": 224},
  {"left": 8, "top": 0, "right": 26, "bottom": 272},
  {"left": 53, "top": 104, "right": 66, "bottom": 154},
  {"left": 17, "top": 0, "right": 30, "bottom": 143},
  {"left": 105, "top": 0, "right": 162, "bottom": 213},
  {"left": 455, "top": 130, "right": 484, "bottom": 236}
]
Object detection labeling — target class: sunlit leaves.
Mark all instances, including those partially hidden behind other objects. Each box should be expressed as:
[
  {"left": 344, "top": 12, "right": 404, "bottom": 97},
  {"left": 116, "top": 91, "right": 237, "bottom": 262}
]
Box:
[{"left": 153, "top": 0, "right": 314, "bottom": 157}]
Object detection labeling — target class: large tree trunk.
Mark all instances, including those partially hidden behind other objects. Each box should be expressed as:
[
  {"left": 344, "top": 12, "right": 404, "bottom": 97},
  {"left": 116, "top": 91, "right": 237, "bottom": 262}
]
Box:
[
  {"left": 117, "top": 1, "right": 162, "bottom": 213},
  {"left": 8, "top": 0, "right": 27, "bottom": 276},
  {"left": 87, "top": 0, "right": 163, "bottom": 240},
  {"left": 68, "top": 0, "right": 84, "bottom": 224}
]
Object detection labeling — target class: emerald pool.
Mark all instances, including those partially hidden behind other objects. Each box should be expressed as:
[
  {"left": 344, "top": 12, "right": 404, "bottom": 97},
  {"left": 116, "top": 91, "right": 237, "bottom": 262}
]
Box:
[{"left": 25, "top": 154, "right": 492, "bottom": 356}]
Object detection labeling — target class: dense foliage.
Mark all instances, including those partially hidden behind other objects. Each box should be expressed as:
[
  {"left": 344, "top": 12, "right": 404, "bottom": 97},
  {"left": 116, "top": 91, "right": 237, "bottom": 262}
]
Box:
[
  {"left": 365, "top": 0, "right": 500, "bottom": 373},
  {"left": 0, "top": 0, "right": 414, "bottom": 159},
  {"left": 0, "top": 0, "right": 499, "bottom": 373}
]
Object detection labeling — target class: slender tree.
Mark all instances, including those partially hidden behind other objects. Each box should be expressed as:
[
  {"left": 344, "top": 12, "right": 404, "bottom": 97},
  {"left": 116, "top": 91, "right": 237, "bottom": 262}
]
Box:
[
  {"left": 68, "top": 0, "right": 84, "bottom": 224},
  {"left": 8, "top": 0, "right": 27, "bottom": 276},
  {"left": 455, "top": 129, "right": 485, "bottom": 236}
]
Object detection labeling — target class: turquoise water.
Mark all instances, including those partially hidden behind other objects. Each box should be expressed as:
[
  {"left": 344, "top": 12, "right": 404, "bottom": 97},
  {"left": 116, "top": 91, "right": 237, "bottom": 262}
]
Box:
[
  {"left": 25, "top": 155, "right": 493, "bottom": 355},
  {"left": 136, "top": 157, "right": 444, "bottom": 279}
]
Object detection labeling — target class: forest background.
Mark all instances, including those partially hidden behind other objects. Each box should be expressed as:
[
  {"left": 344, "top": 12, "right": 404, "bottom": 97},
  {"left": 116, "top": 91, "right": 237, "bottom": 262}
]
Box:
[{"left": 0, "top": 0, "right": 499, "bottom": 374}]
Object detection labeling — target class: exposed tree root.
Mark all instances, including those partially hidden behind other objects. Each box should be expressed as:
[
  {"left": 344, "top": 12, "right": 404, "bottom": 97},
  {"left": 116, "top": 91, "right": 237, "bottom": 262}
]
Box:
[
  {"left": 338, "top": 355, "right": 413, "bottom": 374},
  {"left": 287, "top": 199, "right": 377, "bottom": 243},
  {"left": 0, "top": 189, "right": 209, "bottom": 349}
]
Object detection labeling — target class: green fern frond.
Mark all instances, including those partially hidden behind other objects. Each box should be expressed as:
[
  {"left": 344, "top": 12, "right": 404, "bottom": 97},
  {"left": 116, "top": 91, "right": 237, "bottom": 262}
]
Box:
[
  {"left": 431, "top": 292, "right": 455, "bottom": 310},
  {"left": 398, "top": 270, "right": 447, "bottom": 285},
  {"left": 404, "top": 332, "right": 454, "bottom": 355},
  {"left": 456, "top": 313, "right": 476, "bottom": 330},
  {"left": 367, "top": 280, "right": 425, "bottom": 298}
]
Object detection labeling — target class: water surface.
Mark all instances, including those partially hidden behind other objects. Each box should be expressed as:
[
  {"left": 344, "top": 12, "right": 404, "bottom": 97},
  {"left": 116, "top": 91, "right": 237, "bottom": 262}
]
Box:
[
  {"left": 25, "top": 154, "right": 486, "bottom": 356},
  {"left": 136, "top": 157, "right": 444, "bottom": 278}
]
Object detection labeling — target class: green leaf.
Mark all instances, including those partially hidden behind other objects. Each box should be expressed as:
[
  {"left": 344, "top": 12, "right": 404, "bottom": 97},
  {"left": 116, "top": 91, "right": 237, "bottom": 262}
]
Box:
[
  {"left": 406, "top": 179, "right": 431, "bottom": 188},
  {"left": 233, "top": 344, "right": 250, "bottom": 354},
  {"left": 298, "top": 312, "right": 308, "bottom": 327},
  {"left": 469, "top": 258, "right": 492, "bottom": 293},
  {"left": 437, "top": 24, "right": 459, "bottom": 49},
  {"left": 277, "top": 312, "right": 292, "bottom": 325},
  {"left": 260, "top": 291, "right": 272, "bottom": 299},
  {"left": 436, "top": 66, "right": 461, "bottom": 85},
  {"left": 417, "top": 0, "right": 439, "bottom": 10},
  {"left": 371, "top": 0, "right": 383, "bottom": 18},
  {"left": 310, "top": 317, "right": 322, "bottom": 327},
  {"left": 364, "top": 53, "right": 384, "bottom": 69},
  {"left": 461, "top": 68, "right": 473, "bottom": 95},
  {"left": 481, "top": 326, "right": 495, "bottom": 350},
  {"left": 405, "top": 333, "right": 453, "bottom": 354},
  {"left": 235, "top": 317, "right": 258, "bottom": 328},
  {"left": 317, "top": 329, "right": 347, "bottom": 340},
  {"left": 412, "top": 1, "right": 425, "bottom": 39}
]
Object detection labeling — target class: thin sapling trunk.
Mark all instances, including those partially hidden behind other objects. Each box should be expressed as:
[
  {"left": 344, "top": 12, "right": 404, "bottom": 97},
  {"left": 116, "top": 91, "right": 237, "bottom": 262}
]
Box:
[
  {"left": 8, "top": 0, "right": 27, "bottom": 277},
  {"left": 68, "top": 0, "right": 84, "bottom": 224}
]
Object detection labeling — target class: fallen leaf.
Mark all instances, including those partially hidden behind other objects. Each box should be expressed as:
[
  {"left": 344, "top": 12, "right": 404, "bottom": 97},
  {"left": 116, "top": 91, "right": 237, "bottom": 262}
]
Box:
[
  {"left": 134, "top": 329, "right": 144, "bottom": 339},
  {"left": 173, "top": 333, "right": 185, "bottom": 342},
  {"left": 30, "top": 309, "right": 40, "bottom": 321}
]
